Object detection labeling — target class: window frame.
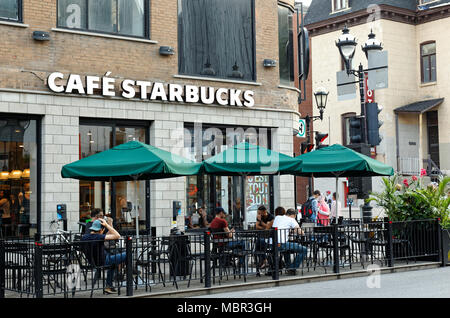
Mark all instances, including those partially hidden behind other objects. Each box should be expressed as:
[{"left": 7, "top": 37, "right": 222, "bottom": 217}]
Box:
[
  {"left": 56, "top": 0, "right": 151, "bottom": 40},
  {"left": 79, "top": 117, "right": 152, "bottom": 236},
  {"left": 420, "top": 41, "right": 437, "bottom": 84},
  {"left": 332, "top": 0, "right": 348, "bottom": 12},
  {"left": 184, "top": 122, "right": 275, "bottom": 221},
  {"left": 177, "top": 0, "right": 257, "bottom": 82},
  {"left": 0, "top": 0, "right": 23, "bottom": 23},
  {"left": 278, "top": 2, "right": 296, "bottom": 87}
]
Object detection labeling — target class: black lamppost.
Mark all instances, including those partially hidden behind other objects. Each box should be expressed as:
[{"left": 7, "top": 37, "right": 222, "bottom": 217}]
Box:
[
  {"left": 336, "top": 26, "right": 383, "bottom": 222},
  {"left": 300, "top": 87, "right": 329, "bottom": 197},
  {"left": 336, "top": 26, "right": 383, "bottom": 144}
]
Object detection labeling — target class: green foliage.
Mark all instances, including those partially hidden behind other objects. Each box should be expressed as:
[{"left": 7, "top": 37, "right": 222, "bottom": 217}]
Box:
[{"left": 368, "top": 174, "right": 450, "bottom": 228}]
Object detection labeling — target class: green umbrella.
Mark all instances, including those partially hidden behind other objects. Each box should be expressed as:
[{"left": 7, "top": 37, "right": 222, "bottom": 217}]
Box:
[
  {"left": 61, "top": 140, "right": 201, "bottom": 237},
  {"left": 202, "top": 142, "right": 302, "bottom": 176},
  {"left": 294, "top": 144, "right": 394, "bottom": 222},
  {"left": 61, "top": 140, "right": 202, "bottom": 181},
  {"left": 294, "top": 144, "right": 394, "bottom": 177}
]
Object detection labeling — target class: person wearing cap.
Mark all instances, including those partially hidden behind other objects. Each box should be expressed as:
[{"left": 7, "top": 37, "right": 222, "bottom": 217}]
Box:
[
  {"left": 209, "top": 207, "right": 246, "bottom": 265},
  {"left": 81, "top": 218, "right": 124, "bottom": 294}
]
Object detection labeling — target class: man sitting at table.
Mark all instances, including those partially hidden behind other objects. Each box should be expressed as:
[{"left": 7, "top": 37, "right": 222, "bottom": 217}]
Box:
[
  {"left": 209, "top": 207, "right": 245, "bottom": 265},
  {"left": 273, "top": 208, "right": 308, "bottom": 275},
  {"left": 255, "top": 205, "right": 274, "bottom": 269},
  {"left": 81, "top": 218, "right": 124, "bottom": 294}
]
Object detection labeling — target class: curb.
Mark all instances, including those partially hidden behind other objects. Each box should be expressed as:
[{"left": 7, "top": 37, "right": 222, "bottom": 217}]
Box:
[{"left": 128, "top": 262, "right": 441, "bottom": 298}]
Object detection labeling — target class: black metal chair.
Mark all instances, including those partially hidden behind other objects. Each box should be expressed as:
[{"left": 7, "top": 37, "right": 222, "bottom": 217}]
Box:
[
  {"left": 78, "top": 240, "right": 116, "bottom": 298},
  {"left": 135, "top": 237, "right": 178, "bottom": 291},
  {"left": 4, "top": 241, "right": 35, "bottom": 296},
  {"left": 41, "top": 243, "right": 72, "bottom": 297}
]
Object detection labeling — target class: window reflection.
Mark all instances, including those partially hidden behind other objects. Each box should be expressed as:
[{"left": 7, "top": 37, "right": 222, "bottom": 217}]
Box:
[
  {"left": 79, "top": 123, "right": 148, "bottom": 233},
  {"left": 0, "top": 118, "right": 37, "bottom": 238},
  {"left": 184, "top": 125, "right": 272, "bottom": 228}
]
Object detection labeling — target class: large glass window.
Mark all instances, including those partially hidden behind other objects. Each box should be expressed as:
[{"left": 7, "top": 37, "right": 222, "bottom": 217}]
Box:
[
  {"left": 79, "top": 120, "right": 149, "bottom": 234},
  {"left": 57, "top": 0, "right": 148, "bottom": 38},
  {"left": 178, "top": 0, "right": 256, "bottom": 81},
  {"left": 184, "top": 124, "right": 272, "bottom": 228},
  {"left": 0, "top": 117, "right": 38, "bottom": 238},
  {"left": 278, "top": 5, "right": 295, "bottom": 86},
  {"left": 421, "top": 42, "right": 437, "bottom": 83},
  {"left": 0, "top": 0, "right": 21, "bottom": 22}
]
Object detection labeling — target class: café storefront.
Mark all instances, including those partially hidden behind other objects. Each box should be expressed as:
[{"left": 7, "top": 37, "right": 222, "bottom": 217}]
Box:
[{"left": 0, "top": 70, "right": 298, "bottom": 238}]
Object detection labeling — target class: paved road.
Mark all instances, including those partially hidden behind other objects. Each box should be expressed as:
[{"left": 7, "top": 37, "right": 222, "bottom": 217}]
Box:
[{"left": 194, "top": 267, "right": 450, "bottom": 298}]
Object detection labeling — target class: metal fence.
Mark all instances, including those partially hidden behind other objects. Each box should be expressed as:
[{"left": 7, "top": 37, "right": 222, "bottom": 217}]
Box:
[{"left": 0, "top": 218, "right": 443, "bottom": 298}]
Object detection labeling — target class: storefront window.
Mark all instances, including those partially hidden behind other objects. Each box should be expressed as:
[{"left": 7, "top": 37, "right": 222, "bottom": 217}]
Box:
[
  {"left": 178, "top": 0, "right": 255, "bottom": 81},
  {"left": 79, "top": 121, "right": 149, "bottom": 234},
  {"left": 184, "top": 124, "right": 272, "bottom": 227},
  {"left": 57, "top": 0, "right": 148, "bottom": 38},
  {"left": 0, "top": 118, "right": 38, "bottom": 238}
]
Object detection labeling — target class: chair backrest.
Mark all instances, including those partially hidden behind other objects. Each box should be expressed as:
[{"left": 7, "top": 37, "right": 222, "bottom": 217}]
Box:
[{"left": 78, "top": 239, "right": 105, "bottom": 268}]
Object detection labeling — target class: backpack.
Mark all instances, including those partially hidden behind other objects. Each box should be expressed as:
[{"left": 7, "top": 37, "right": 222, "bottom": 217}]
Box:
[{"left": 301, "top": 198, "right": 314, "bottom": 220}]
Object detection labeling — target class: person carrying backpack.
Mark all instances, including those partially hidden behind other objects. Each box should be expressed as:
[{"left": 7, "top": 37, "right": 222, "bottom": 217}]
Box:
[{"left": 301, "top": 190, "right": 321, "bottom": 223}]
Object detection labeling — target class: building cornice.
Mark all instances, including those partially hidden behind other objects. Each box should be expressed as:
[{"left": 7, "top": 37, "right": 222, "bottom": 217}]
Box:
[{"left": 306, "top": 4, "right": 450, "bottom": 36}]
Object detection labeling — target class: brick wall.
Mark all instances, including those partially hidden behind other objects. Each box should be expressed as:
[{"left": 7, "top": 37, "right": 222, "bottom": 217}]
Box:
[{"left": 0, "top": 0, "right": 299, "bottom": 112}]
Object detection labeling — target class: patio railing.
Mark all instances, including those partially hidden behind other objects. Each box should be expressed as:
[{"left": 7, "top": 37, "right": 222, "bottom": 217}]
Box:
[{"left": 0, "top": 218, "right": 443, "bottom": 298}]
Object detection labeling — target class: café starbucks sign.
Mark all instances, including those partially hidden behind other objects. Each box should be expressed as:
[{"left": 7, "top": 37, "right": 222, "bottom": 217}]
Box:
[{"left": 47, "top": 71, "right": 255, "bottom": 107}]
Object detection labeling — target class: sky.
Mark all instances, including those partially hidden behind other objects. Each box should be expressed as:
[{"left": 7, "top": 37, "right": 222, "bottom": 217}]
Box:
[{"left": 296, "top": 0, "right": 313, "bottom": 6}]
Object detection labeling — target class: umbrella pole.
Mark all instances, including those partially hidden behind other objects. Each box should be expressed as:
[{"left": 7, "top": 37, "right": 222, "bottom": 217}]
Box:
[
  {"left": 134, "top": 177, "right": 139, "bottom": 239},
  {"left": 335, "top": 177, "right": 339, "bottom": 224}
]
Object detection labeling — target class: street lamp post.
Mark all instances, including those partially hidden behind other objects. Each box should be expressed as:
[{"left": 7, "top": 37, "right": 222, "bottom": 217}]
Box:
[
  {"left": 300, "top": 87, "right": 329, "bottom": 197},
  {"left": 335, "top": 26, "right": 383, "bottom": 222}
]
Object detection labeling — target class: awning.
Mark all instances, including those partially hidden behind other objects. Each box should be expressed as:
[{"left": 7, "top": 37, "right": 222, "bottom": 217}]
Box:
[{"left": 394, "top": 98, "right": 444, "bottom": 114}]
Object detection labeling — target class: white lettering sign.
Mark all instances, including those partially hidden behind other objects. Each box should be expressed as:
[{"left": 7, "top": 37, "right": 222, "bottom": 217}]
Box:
[{"left": 46, "top": 72, "right": 255, "bottom": 107}]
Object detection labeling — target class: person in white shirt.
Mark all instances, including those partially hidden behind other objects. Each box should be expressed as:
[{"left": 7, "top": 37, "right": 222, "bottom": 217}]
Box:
[
  {"left": 272, "top": 208, "right": 307, "bottom": 275},
  {"left": 330, "top": 192, "right": 341, "bottom": 221}
]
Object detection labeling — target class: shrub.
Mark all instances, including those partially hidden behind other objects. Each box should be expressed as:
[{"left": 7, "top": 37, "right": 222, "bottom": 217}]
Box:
[{"left": 368, "top": 175, "right": 450, "bottom": 228}]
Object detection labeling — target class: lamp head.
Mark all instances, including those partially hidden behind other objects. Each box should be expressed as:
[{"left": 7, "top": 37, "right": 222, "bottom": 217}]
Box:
[{"left": 362, "top": 29, "right": 382, "bottom": 59}]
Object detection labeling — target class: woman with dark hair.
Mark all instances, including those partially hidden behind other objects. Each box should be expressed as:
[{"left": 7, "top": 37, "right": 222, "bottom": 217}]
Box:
[{"left": 274, "top": 206, "right": 286, "bottom": 216}]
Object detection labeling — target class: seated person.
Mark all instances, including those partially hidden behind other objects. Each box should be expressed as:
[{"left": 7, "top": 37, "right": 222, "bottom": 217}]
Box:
[
  {"left": 188, "top": 207, "right": 209, "bottom": 229},
  {"left": 209, "top": 207, "right": 245, "bottom": 263},
  {"left": 84, "top": 208, "right": 106, "bottom": 234},
  {"left": 255, "top": 205, "right": 274, "bottom": 269},
  {"left": 272, "top": 208, "right": 308, "bottom": 275},
  {"left": 81, "top": 219, "right": 124, "bottom": 294},
  {"left": 255, "top": 205, "right": 274, "bottom": 230}
]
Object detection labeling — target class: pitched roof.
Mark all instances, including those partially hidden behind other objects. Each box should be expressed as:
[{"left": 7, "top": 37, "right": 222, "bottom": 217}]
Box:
[
  {"left": 304, "top": 0, "right": 450, "bottom": 26},
  {"left": 394, "top": 98, "right": 444, "bottom": 114}
]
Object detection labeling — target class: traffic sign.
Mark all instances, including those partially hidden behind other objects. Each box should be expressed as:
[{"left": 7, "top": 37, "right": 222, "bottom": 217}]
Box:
[{"left": 298, "top": 119, "right": 306, "bottom": 138}]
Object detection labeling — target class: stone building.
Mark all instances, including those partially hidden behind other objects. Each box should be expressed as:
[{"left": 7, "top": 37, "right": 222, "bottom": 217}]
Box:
[{"left": 305, "top": 0, "right": 450, "bottom": 215}]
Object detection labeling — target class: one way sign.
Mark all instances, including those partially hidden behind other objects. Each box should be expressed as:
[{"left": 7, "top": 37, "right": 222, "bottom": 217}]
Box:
[{"left": 298, "top": 119, "right": 306, "bottom": 138}]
